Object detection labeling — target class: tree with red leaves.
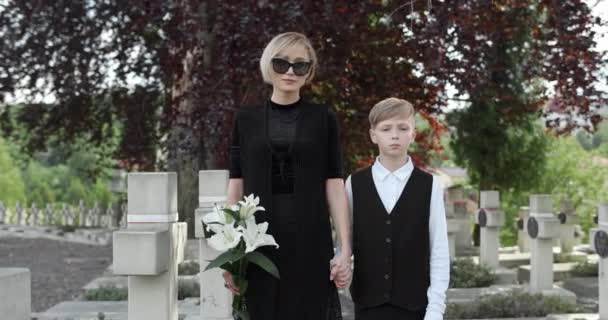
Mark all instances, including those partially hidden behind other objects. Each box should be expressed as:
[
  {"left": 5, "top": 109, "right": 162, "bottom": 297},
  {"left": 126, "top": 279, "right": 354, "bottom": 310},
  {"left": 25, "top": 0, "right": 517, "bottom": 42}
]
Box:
[{"left": 0, "top": 1, "right": 603, "bottom": 236}]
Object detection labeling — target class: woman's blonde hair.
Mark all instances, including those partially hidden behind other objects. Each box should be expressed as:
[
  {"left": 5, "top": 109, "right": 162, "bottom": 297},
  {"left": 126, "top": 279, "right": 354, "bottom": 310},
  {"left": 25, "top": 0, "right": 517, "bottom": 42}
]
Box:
[{"left": 259, "top": 32, "right": 318, "bottom": 84}]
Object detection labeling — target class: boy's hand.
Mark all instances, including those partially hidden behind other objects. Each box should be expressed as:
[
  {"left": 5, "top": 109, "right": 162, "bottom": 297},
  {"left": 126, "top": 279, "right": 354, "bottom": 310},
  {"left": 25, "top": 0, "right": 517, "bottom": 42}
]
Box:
[
  {"left": 222, "top": 271, "right": 241, "bottom": 295},
  {"left": 330, "top": 254, "right": 352, "bottom": 288}
]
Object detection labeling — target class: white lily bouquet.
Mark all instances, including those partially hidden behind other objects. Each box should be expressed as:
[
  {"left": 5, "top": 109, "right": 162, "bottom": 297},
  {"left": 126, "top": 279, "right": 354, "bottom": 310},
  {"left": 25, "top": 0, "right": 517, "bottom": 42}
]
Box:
[{"left": 202, "top": 194, "right": 280, "bottom": 320}]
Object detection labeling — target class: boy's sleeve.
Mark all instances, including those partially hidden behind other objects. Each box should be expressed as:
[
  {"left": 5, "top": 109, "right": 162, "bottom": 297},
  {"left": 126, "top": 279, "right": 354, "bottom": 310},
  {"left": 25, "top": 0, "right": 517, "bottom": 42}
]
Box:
[
  {"left": 425, "top": 176, "right": 450, "bottom": 320},
  {"left": 345, "top": 175, "right": 354, "bottom": 248}
]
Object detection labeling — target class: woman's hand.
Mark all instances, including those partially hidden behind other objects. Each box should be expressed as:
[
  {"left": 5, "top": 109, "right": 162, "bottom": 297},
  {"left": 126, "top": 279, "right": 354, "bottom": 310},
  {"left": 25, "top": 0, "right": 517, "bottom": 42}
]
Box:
[
  {"left": 222, "top": 271, "right": 241, "bottom": 295},
  {"left": 330, "top": 253, "right": 352, "bottom": 289}
]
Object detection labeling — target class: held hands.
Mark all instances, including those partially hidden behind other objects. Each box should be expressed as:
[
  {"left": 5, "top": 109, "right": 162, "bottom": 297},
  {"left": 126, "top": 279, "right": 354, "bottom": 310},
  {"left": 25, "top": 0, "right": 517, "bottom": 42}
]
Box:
[
  {"left": 222, "top": 271, "right": 241, "bottom": 295},
  {"left": 330, "top": 253, "right": 352, "bottom": 289},
  {"left": 224, "top": 256, "right": 352, "bottom": 294}
]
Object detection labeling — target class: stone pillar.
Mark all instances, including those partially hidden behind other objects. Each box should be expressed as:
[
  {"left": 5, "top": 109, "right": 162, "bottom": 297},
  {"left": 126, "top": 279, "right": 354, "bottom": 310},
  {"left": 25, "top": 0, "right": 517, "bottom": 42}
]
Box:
[
  {"left": 528, "top": 194, "right": 560, "bottom": 293},
  {"left": 78, "top": 200, "right": 86, "bottom": 227},
  {"left": 593, "top": 202, "right": 608, "bottom": 320},
  {"left": 557, "top": 200, "right": 581, "bottom": 253},
  {"left": 113, "top": 172, "right": 187, "bottom": 320},
  {"left": 477, "top": 191, "right": 505, "bottom": 269},
  {"left": 29, "top": 203, "right": 39, "bottom": 226},
  {"left": 516, "top": 206, "right": 531, "bottom": 253},
  {"left": 62, "top": 204, "right": 74, "bottom": 226},
  {"left": 15, "top": 201, "right": 23, "bottom": 225},
  {"left": 446, "top": 185, "right": 472, "bottom": 255},
  {"left": 194, "top": 170, "right": 232, "bottom": 319},
  {"left": 0, "top": 268, "right": 30, "bottom": 320},
  {"left": 445, "top": 201, "right": 460, "bottom": 260},
  {"left": 45, "top": 204, "right": 55, "bottom": 226}
]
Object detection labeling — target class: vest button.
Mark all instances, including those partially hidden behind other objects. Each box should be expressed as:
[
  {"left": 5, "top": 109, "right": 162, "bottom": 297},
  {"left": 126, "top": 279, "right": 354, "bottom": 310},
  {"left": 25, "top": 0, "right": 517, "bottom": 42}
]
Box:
[
  {"left": 386, "top": 220, "right": 391, "bottom": 225},
  {"left": 385, "top": 237, "right": 391, "bottom": 243},
  {"left": 384, "top": 293, "right": 390, "bottom": 299},
  {"left": 384, "top": 274, "right": 390, "bottom": 280}
]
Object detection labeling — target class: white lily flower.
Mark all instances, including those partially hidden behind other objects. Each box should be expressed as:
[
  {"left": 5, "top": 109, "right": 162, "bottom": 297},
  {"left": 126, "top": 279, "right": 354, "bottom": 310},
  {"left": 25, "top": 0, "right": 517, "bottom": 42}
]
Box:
[
  {"left": 201, "top": 206, "right": 226, "bottom": 232},
  {"left": 239, "top": 219, "right": 279, "bottom": 253},
  {"left": 207, "top": 223, "right": 243, "bottom": 252},
  {"left": 238, "top": 194, "right": 265, "bottom": 220}
]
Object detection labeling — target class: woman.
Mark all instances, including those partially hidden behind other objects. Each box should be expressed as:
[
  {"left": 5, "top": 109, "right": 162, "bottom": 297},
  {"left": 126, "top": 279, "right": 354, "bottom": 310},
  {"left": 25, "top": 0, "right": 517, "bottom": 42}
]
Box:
[{"left": 224, "top": 32, "right": 352, "bottom": 320}]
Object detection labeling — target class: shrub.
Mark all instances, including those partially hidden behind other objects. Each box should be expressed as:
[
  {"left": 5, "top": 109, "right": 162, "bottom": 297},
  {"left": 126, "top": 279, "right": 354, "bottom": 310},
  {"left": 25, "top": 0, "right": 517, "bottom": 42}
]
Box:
[
  {"left": 570, "top": 261, "right": 598, "bottom": 277},
  {"left": 445, "top": 289, "right": 578, "bottom": 319},
  {"left": 450, "top": 258, "right": 496, "bottom": 288},
  {"left": 84, "top": 285, "right": 127, "bottom": 301},
  {"left": 178, "top": 281, "right": 200, "bottom": 299},
  {"left": 178, "top": 261, "right": 200, "bottom": 276}
]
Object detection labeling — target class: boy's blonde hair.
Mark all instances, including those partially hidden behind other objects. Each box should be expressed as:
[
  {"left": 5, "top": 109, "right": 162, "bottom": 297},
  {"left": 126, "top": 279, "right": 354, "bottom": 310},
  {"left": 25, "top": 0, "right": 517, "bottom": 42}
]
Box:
[
  {"left": 259, "top": 32, "right": 318, "bottom": 84},
  {"left": 369, "top": 97, "right": 416, "bottom": 128}
]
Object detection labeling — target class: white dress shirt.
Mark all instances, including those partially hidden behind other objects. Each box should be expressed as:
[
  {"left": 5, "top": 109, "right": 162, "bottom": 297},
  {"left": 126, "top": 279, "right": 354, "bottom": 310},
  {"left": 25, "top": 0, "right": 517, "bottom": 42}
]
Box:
[{"left": 345, "top": 157, "right": 450, "bottom": 320}]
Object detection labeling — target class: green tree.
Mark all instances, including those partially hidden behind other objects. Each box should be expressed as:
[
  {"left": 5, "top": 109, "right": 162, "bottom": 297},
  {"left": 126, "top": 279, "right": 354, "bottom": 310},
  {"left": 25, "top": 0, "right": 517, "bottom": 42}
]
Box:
[
  {"left": 499, "top": 136, "right": 608, "bottom": 244},
  {"left": 0, "top": 135, "right": 26, "bottom": 207},
  {"left": 537, "top": 136, "right": 608, "bottom": 237},
  {"left": 21, "top": 161, "right": 56, "bottom": 205}
]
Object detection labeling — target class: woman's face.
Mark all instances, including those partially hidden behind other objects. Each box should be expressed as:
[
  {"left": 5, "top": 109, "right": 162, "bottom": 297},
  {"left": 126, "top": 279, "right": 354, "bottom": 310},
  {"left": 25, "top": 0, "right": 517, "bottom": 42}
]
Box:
[{"left": 270, "top": 44, "right": 311, "bottom": 94}]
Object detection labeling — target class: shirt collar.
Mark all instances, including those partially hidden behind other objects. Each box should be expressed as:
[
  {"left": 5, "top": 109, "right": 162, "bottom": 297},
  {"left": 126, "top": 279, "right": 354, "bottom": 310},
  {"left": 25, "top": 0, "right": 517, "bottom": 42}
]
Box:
[{"left": 372, "top": 156, "right": 414, "bottom": 182}]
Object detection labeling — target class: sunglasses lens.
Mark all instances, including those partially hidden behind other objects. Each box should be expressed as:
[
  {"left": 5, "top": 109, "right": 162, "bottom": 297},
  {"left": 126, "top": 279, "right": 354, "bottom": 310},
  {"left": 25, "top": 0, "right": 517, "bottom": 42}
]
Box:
[
  {"left": 293, "top": 62, "right": 311, "bottom": 76},
  {"left": 272, "top": 59, "right": 290, "bottom": 74}
]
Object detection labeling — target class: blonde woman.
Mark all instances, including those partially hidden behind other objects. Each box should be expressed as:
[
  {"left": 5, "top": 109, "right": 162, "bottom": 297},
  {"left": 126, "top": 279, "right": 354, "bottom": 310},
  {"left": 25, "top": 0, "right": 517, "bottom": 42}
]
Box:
[{"left": 224, "top": 32, "right": 351, "bottom": 320}]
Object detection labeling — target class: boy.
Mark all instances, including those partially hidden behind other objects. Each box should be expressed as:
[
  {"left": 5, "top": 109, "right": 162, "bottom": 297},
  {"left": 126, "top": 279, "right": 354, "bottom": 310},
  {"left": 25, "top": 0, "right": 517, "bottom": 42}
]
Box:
[{"left": 345, "top": 97, "right": 450, "bottom": 320}]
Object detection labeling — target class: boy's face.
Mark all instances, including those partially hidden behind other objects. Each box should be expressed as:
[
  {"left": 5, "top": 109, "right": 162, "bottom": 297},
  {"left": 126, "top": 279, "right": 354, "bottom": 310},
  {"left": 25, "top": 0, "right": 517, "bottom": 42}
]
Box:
[{"left": 370, "top": 115, "right": 416, "bottom": 159}]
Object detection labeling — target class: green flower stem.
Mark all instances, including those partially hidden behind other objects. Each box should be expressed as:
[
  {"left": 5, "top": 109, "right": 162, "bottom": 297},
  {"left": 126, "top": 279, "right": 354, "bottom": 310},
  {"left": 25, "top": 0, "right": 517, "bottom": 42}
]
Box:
[{"left": 232, "top": 241, "right": 249, "bottom": 320}]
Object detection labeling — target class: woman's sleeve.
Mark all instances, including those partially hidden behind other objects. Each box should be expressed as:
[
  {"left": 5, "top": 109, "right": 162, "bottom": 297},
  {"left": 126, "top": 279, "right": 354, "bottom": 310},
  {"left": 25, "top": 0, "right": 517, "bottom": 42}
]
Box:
[
  {"left": 326, "top": 109, "right": 344, "bottom": 179},
  {"left": 229, "top": 115, "right": 243, "bottom": 179}
]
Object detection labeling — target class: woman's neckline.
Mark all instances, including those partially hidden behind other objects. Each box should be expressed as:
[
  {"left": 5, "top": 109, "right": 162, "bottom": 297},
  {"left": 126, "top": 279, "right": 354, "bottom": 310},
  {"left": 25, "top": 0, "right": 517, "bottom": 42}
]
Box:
[{"left": 269, "top": 98, "right": 302, "bottom": 110}]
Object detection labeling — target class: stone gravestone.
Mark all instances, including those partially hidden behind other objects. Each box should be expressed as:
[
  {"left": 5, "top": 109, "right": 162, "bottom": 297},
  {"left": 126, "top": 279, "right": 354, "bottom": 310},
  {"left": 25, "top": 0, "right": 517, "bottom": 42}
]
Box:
[
  {"left": 557, "top": 199, "right": 581, "bottom": 253},
  {"left": 528, "top": 194, "right": 560, "bottom": 293},
  {"left": 446, "top": 185, "right": 473, "bottom": 255},
  {"left": 477, "top": 191, "right": 505, "bottom": 269},
  {"left": 194, "top": 170, "right": 233, "bottom": 320},
  {"left": 0, "top": 268, "right": 30, "bottom": 320},
  {"left": 516, "top": 206, "right": 531, "bottom": 253},
  {"left": 113, "top": 172, "right": 187, "bottom": 320},
  {"left": 445, "top": 201, "right": 460, "bottom": 260},
  {"left": 594, "top": 202, "right": 608, "bottom": 320}
]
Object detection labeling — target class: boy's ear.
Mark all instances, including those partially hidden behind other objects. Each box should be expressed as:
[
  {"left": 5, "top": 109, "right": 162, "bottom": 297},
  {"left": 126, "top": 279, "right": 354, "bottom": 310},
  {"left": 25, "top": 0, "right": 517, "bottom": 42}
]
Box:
[{"left": 369, "top": 128, "right": 377, "bottom": 144}]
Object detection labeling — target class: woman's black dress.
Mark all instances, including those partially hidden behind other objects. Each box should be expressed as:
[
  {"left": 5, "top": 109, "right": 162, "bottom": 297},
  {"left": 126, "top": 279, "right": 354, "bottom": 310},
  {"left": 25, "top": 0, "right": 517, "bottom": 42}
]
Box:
[{"left": 229, "top": 99, "right": 343, "bottom": 320}]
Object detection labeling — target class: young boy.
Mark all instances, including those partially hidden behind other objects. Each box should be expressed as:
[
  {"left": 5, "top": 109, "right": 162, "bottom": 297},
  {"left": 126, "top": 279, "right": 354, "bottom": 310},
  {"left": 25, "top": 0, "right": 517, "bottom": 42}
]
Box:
[{"left": 345, "top": 97, "right": 450, "bottom": 320}]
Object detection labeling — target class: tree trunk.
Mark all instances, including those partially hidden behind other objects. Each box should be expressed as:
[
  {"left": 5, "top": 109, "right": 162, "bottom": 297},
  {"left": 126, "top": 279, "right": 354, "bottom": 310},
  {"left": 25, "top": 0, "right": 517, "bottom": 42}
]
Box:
[
  {"left": 168, "top": 0, "right": 218, "bottom": 238},
  {"left": 170, "top": 47, "right": 203, "bottom": 238}
]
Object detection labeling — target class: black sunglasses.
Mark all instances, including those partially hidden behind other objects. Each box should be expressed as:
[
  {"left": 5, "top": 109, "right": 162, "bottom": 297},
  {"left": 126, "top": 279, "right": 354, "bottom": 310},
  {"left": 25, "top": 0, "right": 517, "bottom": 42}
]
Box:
[{"left": 271, "top": 58, "right": 312, "bottom": 76}]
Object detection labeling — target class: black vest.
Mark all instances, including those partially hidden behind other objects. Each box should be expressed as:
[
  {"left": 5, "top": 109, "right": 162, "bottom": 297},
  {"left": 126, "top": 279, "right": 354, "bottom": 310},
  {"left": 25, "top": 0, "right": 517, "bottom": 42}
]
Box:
[
  {"left": 234, "top": 101, "right": 335, "bottom": 297},
  {"left": 350, "top": 165, "right": 433, "bottom": 310}
]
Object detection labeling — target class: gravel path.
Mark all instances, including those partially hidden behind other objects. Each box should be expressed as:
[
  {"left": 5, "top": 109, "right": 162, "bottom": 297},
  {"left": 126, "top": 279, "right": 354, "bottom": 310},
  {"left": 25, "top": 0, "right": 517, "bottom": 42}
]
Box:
[{"left": 0, "top": 236, "right": 112, "bottom": 312}]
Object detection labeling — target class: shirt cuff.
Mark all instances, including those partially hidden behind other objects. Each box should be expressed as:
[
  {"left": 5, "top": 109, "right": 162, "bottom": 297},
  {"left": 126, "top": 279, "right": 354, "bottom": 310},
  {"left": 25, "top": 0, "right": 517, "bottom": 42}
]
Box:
[{"left": 424, "top": 309, "right": 444, "bottom": 320}]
